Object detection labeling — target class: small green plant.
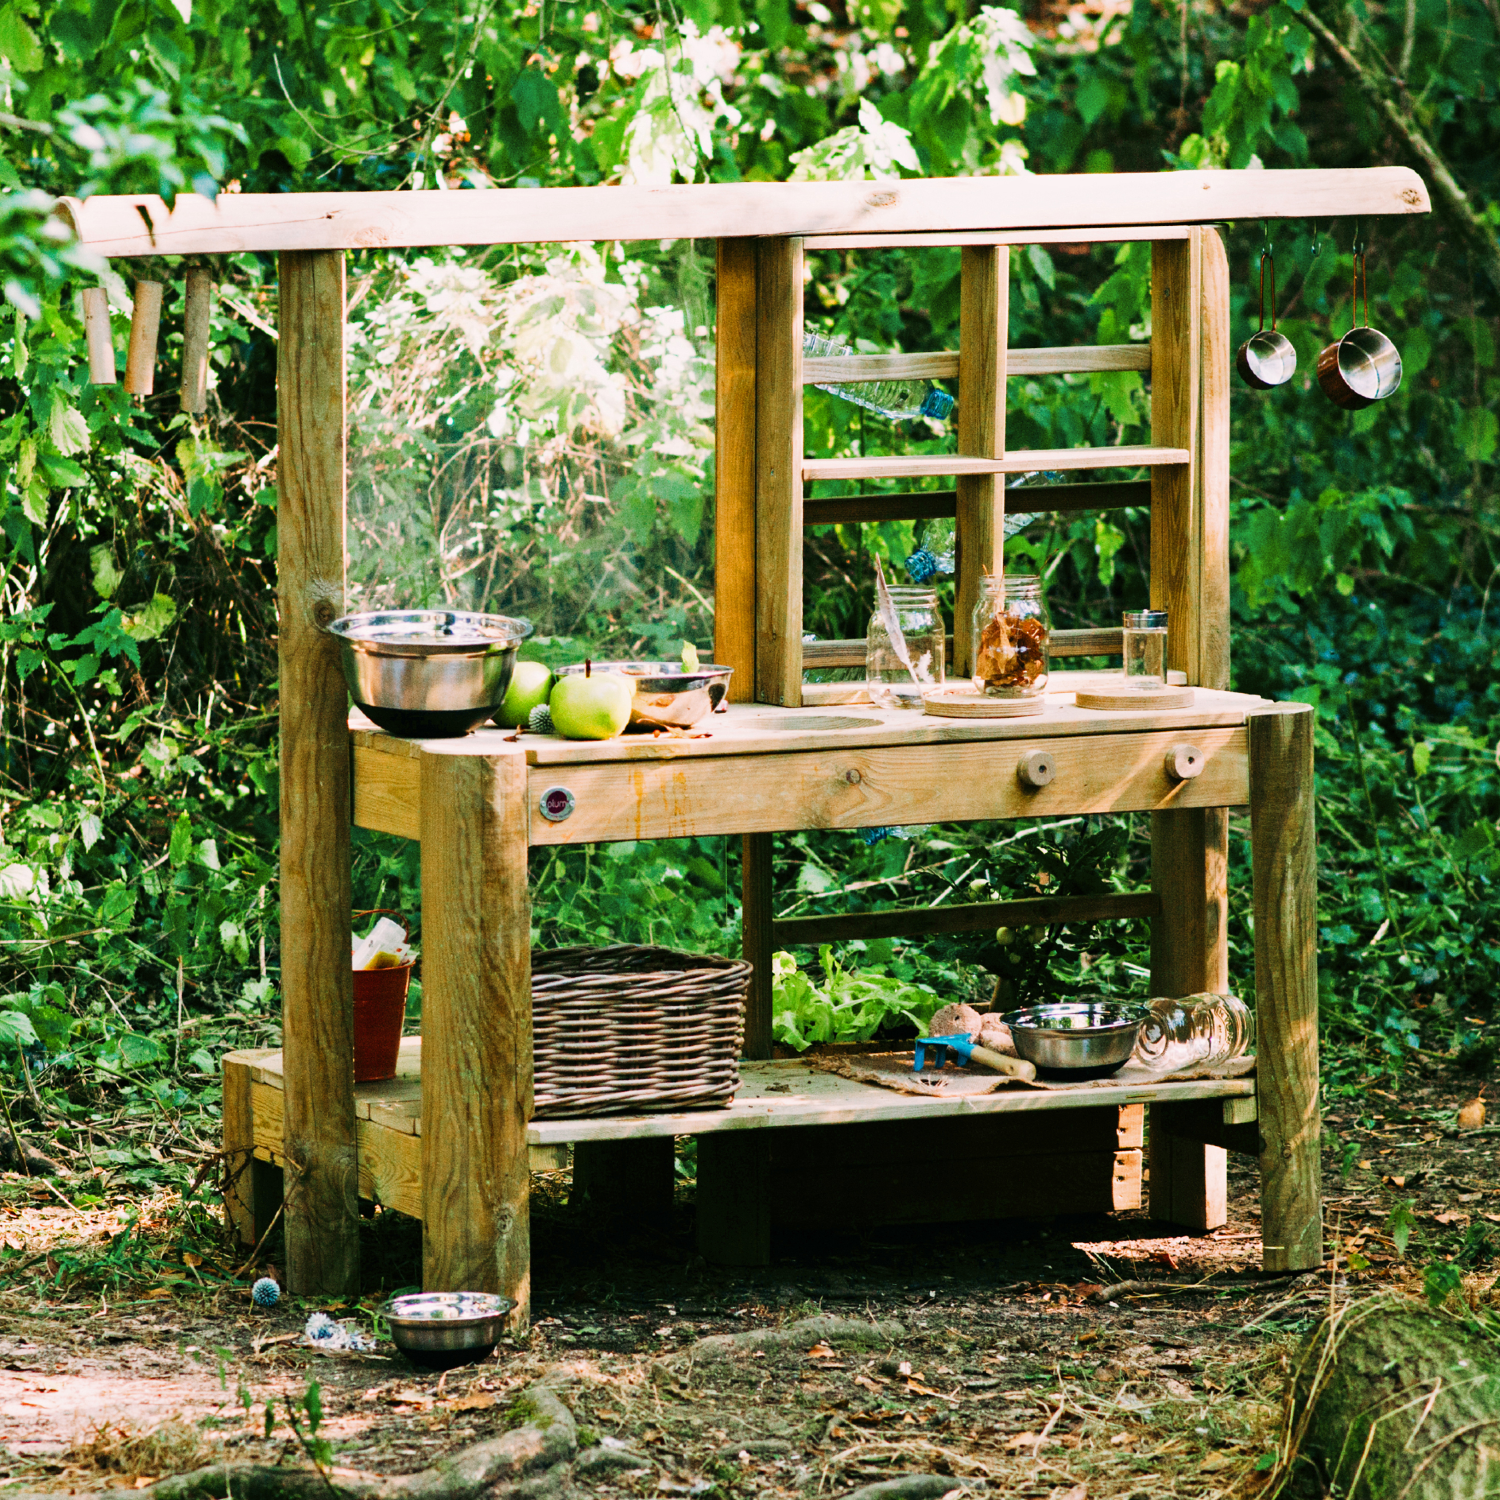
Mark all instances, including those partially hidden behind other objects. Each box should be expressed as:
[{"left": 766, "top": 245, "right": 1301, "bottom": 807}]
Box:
[{"left": 770, "top": 945, "right": 946, "bottom": 1051}]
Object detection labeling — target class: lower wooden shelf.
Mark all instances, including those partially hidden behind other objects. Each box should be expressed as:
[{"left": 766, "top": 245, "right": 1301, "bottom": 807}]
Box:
[{"left": 229, "top": 1040, "right": 1255, "bottom": 1226}]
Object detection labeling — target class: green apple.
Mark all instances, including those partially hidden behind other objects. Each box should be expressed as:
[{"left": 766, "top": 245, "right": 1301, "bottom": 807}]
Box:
[
  {"left": 549, "top": 665, "right": 635, "bottom": 739},
  {"left": 495, "top": 660, "right": 553, "bottom": 727}
]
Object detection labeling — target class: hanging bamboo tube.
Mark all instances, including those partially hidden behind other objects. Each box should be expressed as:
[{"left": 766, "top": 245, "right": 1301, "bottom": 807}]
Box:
[
  {"left": 123, "top": 279, "right": 164, "bottom": 396},
  {"left": 81, "top": 287, "right": 116, "bottom": 384},
  {"left": 180, "top": 268, "right": 214, "bottom": 415}
]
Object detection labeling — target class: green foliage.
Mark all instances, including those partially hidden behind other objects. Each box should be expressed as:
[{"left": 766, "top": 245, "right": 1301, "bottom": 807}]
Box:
[{"left": 770, "top": 945, "right": 946, "bottom": 1050}]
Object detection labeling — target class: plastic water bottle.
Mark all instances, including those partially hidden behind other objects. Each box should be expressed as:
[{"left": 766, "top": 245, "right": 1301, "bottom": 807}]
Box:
[
  {"left": 802, "top": 333, "right": 955, "bottom": 422},
  {"left": 1131, "top": 992, "right": 1255, "bottom": 1073},
  {"left": 905, "top": 474, "right": 1048, "bottom": 582}
]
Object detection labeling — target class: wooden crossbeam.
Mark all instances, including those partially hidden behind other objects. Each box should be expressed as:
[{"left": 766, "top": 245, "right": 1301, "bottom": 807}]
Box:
[
  {"left": 802, "top": 344, "right": 1150, "bottom": 384},
  {"left": 801, "top": 627, "right": 1123, "bottom": 669},
  {"left": 802, "top": 479, "right": 1151, "bottom": 527},
  {"left": 802, "top": 446, "right": 1188, "bottom": 483}
]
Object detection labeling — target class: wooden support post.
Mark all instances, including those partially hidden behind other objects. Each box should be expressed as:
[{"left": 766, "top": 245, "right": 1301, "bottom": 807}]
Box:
[
  {"left": 181, "top": 268, "right": 214, "bottom": 415},
  {"left": 1249, "top": 703, "right": 1322, "bottom": 1272},
  {"left": 277, "top": 249, "right": 358, "bottom": 1297},
  {"left": 741, "top": 832, "right": 774, "bottom": 1061},
  {"left": 696, "top": 1131, "right": 771, "bottom": 1266},
  {"left": 1197, "top": 228, "right": 1231, "bottom": 690},
  {"left": 755, "top": 237, "right": 803, "bottom": 707},
  {"left": 572, "top": 1138, "right": 675, "bottom": 1229},
  {"left": 419, "top": 745, "right": 532, "bottom": 1327},
  {"left": 81, "top": 287, "right": 116, "bottom": 384},
  {"left": 954, "top": 246, "right": 1008, "bottom": 678},
  {"left": 223, "top": 1051, "right": 257, "bottom": 1245},
  {"left": 1147, "top": 226, "right": 1227, "bottom": 1232},
  {"left": 715, "top": 239, "right": 757, "bottom": 702},
  {"left": 124, "top": 279, "right": 164, "bottom": 396}
]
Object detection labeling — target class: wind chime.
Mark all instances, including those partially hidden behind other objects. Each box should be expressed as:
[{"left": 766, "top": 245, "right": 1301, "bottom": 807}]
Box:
[{"left": 79, "top": 265, "right": 217, "bottom": 415}]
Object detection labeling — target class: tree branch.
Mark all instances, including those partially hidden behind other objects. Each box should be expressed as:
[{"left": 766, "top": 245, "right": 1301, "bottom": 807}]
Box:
[{"left": 1303, "top": 5, "right": 1500, "bottom": 294}]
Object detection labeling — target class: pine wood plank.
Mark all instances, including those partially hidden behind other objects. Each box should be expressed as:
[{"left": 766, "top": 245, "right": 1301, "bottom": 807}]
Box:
[
  {"left": 180, "top": 268, "right": 214, "bottom": 415},
  {"left": 715, "top": 239, "right": 758, "bottom": 703},
  {"left": 223, "top": 1050, "right": 270, "bottom": 1246},
  {"left": 419, "top": 745, "right": 532, "bottom": 1325},
  {"left": 771, "top": 890, "right": 1158, "bottom": 947},
  {"left": 124, "top": 279, "right": 163, "bottom": 395},
  {"left": 954, "top": 246, "right": 1007, "bottom": 678},
  {"left": 61, "top": 169, "right": 1429, "bottom": 257},
  {"left": 81, "top": 287, "right": 115, "bottom": 383},
  {"left": 1198, "top": 227, "right": 1232, "bottom": 691},
  {"left": 527, "top": 726, "right": 1249, "bottom": 845},
  {"left": 353, "top": 743, "right": 421, "bottom": 840},
  {"left": 802, "top": 445, "right": 1188, "bottom": 482},
  {"left": 800, "top": 625, "right": 1125, "bottom": 668},
  {"left": 755, "top": 237, "right": 803, "bottom": 706},
  {"left": 802, "top": 344, "right": 1150, "bottom": 384},
  {"left": 802, "top": 481, "right": 1150, "bottom": 529},
  {"left": 277, "top": 249, "right": 359, "bottom": 1297},
  {"left": 742, "top": 833, "right": 775, "bottom": 1060},
  {"left": 1249, "top": 704, "right": 1322, "bottom": 1272},
  {"left": 804, "top": 226, "right": 1195, "bottom": 249}
]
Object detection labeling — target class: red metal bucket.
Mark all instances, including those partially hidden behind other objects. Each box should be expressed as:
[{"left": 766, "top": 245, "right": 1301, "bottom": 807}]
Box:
[{"left": 353, "top": 962, "right": 414, "bottom": 1082}]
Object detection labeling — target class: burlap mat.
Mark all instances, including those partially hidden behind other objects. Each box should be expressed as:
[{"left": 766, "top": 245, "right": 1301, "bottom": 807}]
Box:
[{"left": 806, "top": 1049, "right": 1256, "bottom": 1098}]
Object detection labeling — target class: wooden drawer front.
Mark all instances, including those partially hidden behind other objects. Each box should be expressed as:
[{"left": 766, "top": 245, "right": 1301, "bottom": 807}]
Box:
[{"left": 528, "top": 726, "right": 1248, "bottom": 845}]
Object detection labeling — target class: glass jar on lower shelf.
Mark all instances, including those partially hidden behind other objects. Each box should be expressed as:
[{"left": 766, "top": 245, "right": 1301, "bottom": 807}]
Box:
[
  {"left": 971, "top": 574, "right": 1050, "bottom": 697},
  {"left": 1131, "top": 992, "right": 1256, "bottom": 1074},
  {"left": 866, "top": 586, "right": 945, "bottom": 709}
]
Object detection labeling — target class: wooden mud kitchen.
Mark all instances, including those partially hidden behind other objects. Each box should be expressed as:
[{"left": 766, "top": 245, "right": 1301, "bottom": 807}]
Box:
[{"left": 65, "top": 166, "right": 1431, "bottom": 1318}]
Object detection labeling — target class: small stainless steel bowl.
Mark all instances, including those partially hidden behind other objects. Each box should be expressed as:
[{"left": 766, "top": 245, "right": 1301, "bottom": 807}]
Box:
[
  {"left": 329, "top": 611, "right": 532, "bottom": 739},
  {"left": 383, "top": 1291, "right": 515, "bottom": 1371},
  {"left": 554, "top": 661, "right": 734, "bottom": 730},
  {"left": 1317, "top": 326, "right": 1402, "bottom": 410},
  {"left": 1003, "top": 1000, "right": 1145, "bottom": 1079}
]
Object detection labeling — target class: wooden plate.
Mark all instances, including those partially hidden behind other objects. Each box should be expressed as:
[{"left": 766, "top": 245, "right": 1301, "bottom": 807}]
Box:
[
  {"left": 922, "top": 687, "right": 1046, "bottom": 719},
  {"left": 1073, "top": 684, "right": 1195, "bottom": 711}
]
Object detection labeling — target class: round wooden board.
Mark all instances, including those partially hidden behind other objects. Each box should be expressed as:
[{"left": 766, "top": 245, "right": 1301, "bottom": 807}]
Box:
[
  {"left": 1073, "top": 685, "right": 1196, "bottom": 711},
  {"left": 922, "top": 687, "right": 1046, "bottom": 719}
]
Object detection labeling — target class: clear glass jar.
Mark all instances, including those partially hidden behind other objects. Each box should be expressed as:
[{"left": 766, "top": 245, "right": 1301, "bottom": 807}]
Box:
[
  {"left": 1132, "top": 992, "right": 1256, "bottom": 1074},
  {"left": 971, "top": 574, "right": 1050, "bottom": 697},
  {"left": 866, "top": 586, "right": 944, "bottom": 709}
]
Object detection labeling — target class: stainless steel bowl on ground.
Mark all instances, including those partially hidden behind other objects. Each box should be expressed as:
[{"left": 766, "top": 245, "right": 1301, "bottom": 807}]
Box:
[
  {"left": 1002, "top": 1000, "right": 1145, "bottom": 1079},
  {"left": 329, "top": 611, "right": 532, "bottom": 738},
  {"left": 553, "top": 661, "right": 734, "bottom": 730},
  {"left": 383, "top": 1291, "right": 515, "bottom": 1371}
]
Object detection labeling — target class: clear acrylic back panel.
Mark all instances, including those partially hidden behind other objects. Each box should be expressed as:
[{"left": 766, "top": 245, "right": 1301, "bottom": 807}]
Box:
[{"left": 345, "top": 240, "right": 717, "bottom": 665}]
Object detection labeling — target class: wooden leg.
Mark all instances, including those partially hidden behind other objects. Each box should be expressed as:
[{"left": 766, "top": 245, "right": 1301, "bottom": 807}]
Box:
[
  {"left": 1149, "top": 806, "right": 1229, "bottom": 1229},
  {"left": 277, "top": 248, "right": 357, "bottom": 1296},
  {"left": 1249, "top": 704, "right": 1322, "bottom": 1272},
  {"left": 223, "top": 1052, "right": 257, "bottom": 1246},
  {"left": 696, "top": 1131, "right": 771, "bottom": 1266},
  {"left": 420, "top": 745, "right": 532, "bottom": 1329},
  {"left": 252, "top": 1157, "right": 284, "bottom": 1245},
  {"left": 572, "top": 1139, "right": 675, "bottom": 1230},
  {"left": 742, "top": 833, "right": 774, "bottom": 1061}
]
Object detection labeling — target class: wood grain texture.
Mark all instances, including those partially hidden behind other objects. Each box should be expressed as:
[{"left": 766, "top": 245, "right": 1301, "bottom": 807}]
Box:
[
  {"left": 715, "top": 239, "right": 758, "bottom": 703},
  {"left": 81, "top": 287, "right": 115, "bottom": 384},
  {"left": 277, "top": 249, "right": 358, "bottom": 1297},
  {"left": 1151, "top": 1097, "right": 1260, "bottom": 1156},
  {"left": 804, "top": 226, "right": 1195, "bottom": 249},
  {"left": 802, "top": 344, "right": 1149, "bottom": 385},
  {"left": 954, "top": 246, "right": 1007, "bottom": 678},
  {"left": 800, "top": 626, "right": 1124, "bottom": 668},
  {"left": 754, "top": 237, "right": 803, "bottom": 706},
  {"left": 180, "top": 268, "right": 214, "bottom": 415},
  {"left": 802, "top": 480, "right": 1151, "bottom": 528},
  {"left": 696, "top": 1131, "right": 771, "bottom": 1266},
  {"left": 772, "top": 890, "right": 1158, "bottom": 946},
  {"left": 419, "top": 745, "right": 532, "bottom": 1325},
  {"left": 742, "top": 833, "right": 775, "bottom": 1060},
  {"left": 1248, "top": 704, "right": 1322, "bottom": 1273},
  {"left": 1149, "top": 233, "right": 1202, "bottom": 684},
  {"left": 1149, "top": 1129, "right": 1227, "bottom": 1231},
  {"left": 353, "top": 743, "right": 420, "bottom": 840},
  {"left": 63, "top": 169, "right": 1429, "bottom": 257},
  {"left": 1197, "top": 228, "right": 1231, "bottom": 690},
  {"left": 527, "top": 726, "right": 1250, "bottom": 845},
  {"left": 123, "top": 279, "right": 163, "bottom": 396},
  {"left": 222, "top": 1051, "right": 262, "bottom": 1245},
  {"left": 803, "top": 445, "right": 1188, "bottom": 483}
]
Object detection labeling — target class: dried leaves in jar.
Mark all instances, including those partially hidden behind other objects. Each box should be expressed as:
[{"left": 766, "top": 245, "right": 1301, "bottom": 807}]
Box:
[{"left": 975, "top": 609, "right": 1047, "bottom": 691}]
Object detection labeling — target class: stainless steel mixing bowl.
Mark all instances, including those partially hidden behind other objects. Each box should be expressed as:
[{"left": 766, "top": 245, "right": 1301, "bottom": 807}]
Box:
[
  {"left": 383, "top": 1291, "right": 515, "bottom": 1371},
  {"left": 554, "top": 661, "right": 734, "bottom": 730},
  {"left": 1003, "top": 1000, "right": 1145, "bottom": 1079},
  {"left": 329, "top": 610, "right": 532, "bottom": 738}
]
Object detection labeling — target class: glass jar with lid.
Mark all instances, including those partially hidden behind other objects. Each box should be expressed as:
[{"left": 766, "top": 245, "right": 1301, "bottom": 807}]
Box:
[
  {"left": 971, "top": 574, "right": 1050, "bottom": 697},
  {"left": 865, "top": 586, "right": 945, "bottom": 709}
]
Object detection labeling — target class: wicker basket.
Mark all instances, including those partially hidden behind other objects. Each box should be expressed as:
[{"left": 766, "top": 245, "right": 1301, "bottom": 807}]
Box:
[{"left": 531, "top": 945, "right": 751, "bottom": 1117}]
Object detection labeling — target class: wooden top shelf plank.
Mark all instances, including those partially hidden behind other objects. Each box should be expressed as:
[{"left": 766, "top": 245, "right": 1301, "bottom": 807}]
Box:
[
  {"left": 802, "top": 445, "right": 1188, "bottom": 483},
  {"left": 803, "top": 345, "right": 1150, "bottom": 384},
  {"left": 60, "top": 168, "right": 1428, "bottom": 257},
  {"left": 805, "top": 225, "right": 1195, "bottom": 249}
]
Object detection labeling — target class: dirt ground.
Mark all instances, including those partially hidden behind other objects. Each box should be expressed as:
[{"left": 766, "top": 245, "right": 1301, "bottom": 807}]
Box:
[{"left": 2, "top": 1060, "right": 1497, "bottom": 1499}]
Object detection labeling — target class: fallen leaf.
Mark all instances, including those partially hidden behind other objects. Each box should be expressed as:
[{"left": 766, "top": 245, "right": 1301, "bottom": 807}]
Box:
[
  {"left": 1200, "top": 1453, "right": 1235, "bottom": 1472},
  {"left": 183, "top": 1252, "right": 203, "bottom": 1268},
  {"left": 1109, "top": 1431, "right": 1135, "bottom": 1446},
  {"left": 447, "top": 1393, "right": 496, "bottom": 1412},
  {"left": 1162, "top": 1378, "right": 1194, "bottom": 1399},
  {"left": 1434, "top": 1211, "right": 1467, "bottom": 1226},
  {"left": 1053, "top": 1486, "right": 1088, "bottom": 1500},
  {"left": 853, "top": 1375, "right": 885, "bottom": 1391},
  {"left": 134, "top": 1478, "right": 158, "bottom": 1490},
  {"left": 1003, "top": 1431, "right": 1043, "bottom": 1451},
  {"left": 1075, "top": 1328, "right": 1100, "bottom": 1344},
  {"left": 387, "top": 1388, "right": 434, "bottom": 1409},
  {"left": 1358, "top": 1160, "right": 1373, "bottom": 1170},
  {"left": 905, "top": 1378, "right": 950, "bottom": 1399},
  {"left": 145, "top": 1287, "right": 176, "bottom": 1299},
  {"left": 1387, "top": 1175, "right": 1407, "bottom": 1188},
  {"left": 806, "top": 1342, "right": 836, "bottom": 1359},
  {"left": 1459, "top": 1097, "right": 1487, "bottom": 1130}
]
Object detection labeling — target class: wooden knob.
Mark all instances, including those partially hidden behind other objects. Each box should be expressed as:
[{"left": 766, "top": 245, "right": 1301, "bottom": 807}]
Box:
[
  {"left": 1165, "top": 742, "right": 1204, "bottom": 781},
  {"left": 1016, "top": 749, "right": 1055, "bottom": 789}
]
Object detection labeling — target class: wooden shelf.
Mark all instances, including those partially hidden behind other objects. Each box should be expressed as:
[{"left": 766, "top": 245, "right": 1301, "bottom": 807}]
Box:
[
  {"left": 802, "top": 344, "right": 1151, "bottom": 385},
  {"left": 801, "top": 445, "right": 1189, "bottom": 483}
]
